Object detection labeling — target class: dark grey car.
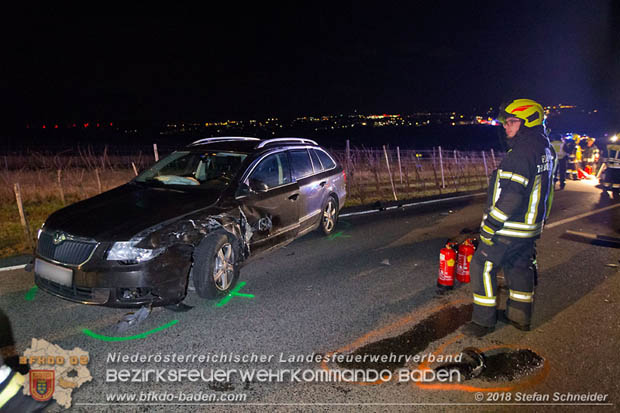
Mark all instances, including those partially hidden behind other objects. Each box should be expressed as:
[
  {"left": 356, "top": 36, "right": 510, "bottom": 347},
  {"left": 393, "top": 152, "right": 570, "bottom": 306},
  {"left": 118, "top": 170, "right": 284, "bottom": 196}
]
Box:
[{"left": 34, "top": 137, "right": 346, "bottom": 307}]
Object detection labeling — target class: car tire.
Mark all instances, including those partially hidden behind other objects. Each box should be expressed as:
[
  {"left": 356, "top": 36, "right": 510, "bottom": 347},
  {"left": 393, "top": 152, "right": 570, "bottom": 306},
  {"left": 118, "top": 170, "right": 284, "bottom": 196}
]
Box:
[
  {"left": 191, "top": 231, "right": 240, "bottom": 299},
  {"left": 320, "top": 195, "right": 339, "bottom": 236}
]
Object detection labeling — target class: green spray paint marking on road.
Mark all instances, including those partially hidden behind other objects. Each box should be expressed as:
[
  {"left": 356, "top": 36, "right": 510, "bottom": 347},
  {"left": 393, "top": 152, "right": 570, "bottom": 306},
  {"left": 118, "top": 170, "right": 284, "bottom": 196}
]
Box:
[
  {"left": 82, "top": 319, "right": 179, "bottom": 342},
  {"left": 328, "top": 231, "right": 351, "bottom": 241},
  {"left": 25, "top": 285, "right": 38, "bottom": 301},
  {"left": 215, "top": 281, "right": 254, "bottom": 307}
]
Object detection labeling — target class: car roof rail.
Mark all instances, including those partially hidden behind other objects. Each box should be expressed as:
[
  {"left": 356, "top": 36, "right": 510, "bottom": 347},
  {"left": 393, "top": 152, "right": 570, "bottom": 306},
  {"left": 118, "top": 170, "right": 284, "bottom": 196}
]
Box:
[
  {"left": 255, "top": 138, "right": 319, "bottom": 148},
  {"left": 188, "top": 137, "right": 260, "bottom": 146}
]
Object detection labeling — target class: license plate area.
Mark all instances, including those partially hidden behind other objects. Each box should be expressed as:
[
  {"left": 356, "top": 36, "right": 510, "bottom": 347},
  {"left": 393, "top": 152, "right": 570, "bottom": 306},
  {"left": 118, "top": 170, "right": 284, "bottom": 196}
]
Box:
[{"left": 35, "top": 258, "right": 73, "bottom": 287}]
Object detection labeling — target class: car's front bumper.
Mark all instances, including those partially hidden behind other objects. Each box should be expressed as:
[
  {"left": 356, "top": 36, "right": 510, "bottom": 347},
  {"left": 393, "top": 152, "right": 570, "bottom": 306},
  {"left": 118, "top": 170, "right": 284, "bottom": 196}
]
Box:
[{"left": 34, "top": 243, "right": 193, "bottom": 307}]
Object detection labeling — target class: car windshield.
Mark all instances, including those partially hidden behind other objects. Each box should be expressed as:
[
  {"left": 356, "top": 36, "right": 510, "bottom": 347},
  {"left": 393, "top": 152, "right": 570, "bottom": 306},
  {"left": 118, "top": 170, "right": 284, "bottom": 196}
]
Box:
[{"left": 135, "top": 151, "right": 247, "bottom": 189}]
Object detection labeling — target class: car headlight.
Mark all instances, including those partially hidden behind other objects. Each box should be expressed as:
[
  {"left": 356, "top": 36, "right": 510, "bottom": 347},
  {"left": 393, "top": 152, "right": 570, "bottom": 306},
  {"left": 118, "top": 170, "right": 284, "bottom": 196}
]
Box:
[{"left": 107, "top": 238, "right": 164, "bottom": 263}]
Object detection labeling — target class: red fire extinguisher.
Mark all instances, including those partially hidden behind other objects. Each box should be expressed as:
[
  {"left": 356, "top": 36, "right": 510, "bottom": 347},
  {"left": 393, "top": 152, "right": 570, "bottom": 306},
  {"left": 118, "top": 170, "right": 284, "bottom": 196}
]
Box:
[
  {"left": 437, "top": 242, "right": 457, "bottom": 290},
  {"left": 456, "top": 238, "right": 476, "bottom": 283}
]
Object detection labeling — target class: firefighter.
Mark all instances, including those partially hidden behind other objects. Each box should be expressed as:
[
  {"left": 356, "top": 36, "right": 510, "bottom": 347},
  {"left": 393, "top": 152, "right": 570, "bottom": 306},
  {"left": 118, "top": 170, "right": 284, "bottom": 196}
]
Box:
[
  {"left": 0, "top": 308, "right": 49, "bottom": 412},
  {"left": 565, "top": 135, "right": 578, "bottom": 180},
  {"left": 583, "top": 137, "right": 600, "bottom": 175},
  {"left": 461, "top": 99, "right": 556, "bottom": 337}
]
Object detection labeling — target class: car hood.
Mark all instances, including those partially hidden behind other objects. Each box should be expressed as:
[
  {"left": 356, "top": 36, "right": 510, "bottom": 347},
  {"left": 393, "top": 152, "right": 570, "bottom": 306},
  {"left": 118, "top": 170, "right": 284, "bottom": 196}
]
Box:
[{"left": 44, "top": 183, "right": 224, "bottom": 241}]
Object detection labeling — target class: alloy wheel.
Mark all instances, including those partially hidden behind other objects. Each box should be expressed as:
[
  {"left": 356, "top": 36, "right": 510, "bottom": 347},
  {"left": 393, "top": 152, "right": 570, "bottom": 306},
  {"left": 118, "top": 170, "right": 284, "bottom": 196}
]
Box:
[{"left": 213, "top": 243, "right": 235, "bottom": 291}]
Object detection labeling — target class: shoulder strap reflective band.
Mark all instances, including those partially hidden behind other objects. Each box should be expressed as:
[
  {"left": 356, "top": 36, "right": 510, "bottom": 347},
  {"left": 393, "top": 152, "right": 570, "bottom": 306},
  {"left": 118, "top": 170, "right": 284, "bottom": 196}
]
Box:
[
  {"left": 509, "top": 289, "right": 534, "bottom": 303},
  {"left": 525, "top": 175, "right": 542, "bottom": 224},
  {"left": 498, "top": 170, "right": 529, "bottom": 187},
  {"left": 491, "top": 172, "right": 501, "bottom": 206},
  {"left": 474, "top": 293, "right": 497, "bottom": 307},
  {"left": 0, "top": 371, "right": 24, "bottom": 408}
]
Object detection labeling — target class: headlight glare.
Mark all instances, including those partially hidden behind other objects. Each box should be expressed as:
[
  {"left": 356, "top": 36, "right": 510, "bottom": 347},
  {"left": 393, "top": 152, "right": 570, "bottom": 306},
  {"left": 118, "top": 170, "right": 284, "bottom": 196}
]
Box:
[{"left": 107, "top": 238, "right": 163, "bottom": 263}]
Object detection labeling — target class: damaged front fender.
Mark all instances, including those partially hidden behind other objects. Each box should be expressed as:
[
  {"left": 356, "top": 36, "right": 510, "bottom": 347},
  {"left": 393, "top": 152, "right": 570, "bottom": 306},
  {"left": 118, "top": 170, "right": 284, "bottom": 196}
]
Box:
[{"left": 134, "top": 207, "right": 255, "bottom": 262}]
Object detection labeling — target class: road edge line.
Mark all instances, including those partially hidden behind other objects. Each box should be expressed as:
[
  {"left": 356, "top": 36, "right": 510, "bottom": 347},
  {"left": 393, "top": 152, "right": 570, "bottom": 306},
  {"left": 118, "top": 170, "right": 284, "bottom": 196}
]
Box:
[{"left": 339, "top": 192, "right": 486, "bottom": 218}]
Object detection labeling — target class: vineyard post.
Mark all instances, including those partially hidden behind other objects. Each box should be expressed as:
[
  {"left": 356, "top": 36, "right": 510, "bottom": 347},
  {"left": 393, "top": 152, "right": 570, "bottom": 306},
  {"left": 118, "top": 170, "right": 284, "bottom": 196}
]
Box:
[
  {"left": 95, "top": 168, "right": 102, "bottom": 193},
  {"left": 482, "top": 151, "right": 489, "bottom": 186},
  {"left": 57, "top": 169, "right": 65, "bottom": 205},
  {"left": 383, "top": 145, "right": 398, "bottom": 201},
  {"left": 397, "top": 146, "right": 403, "bottom": 184},
  {"left": 439, "top": 146, "right": 445, "bottom": 188},
  {"left": 13, "top": 183, "right": 34, "bottom": 249},
  {"left": 153, "top": 143, "right": 159, "bottom": 162}
]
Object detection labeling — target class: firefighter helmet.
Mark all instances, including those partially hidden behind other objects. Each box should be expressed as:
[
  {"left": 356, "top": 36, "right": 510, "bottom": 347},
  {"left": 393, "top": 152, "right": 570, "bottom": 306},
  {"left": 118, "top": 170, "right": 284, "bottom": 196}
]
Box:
[{"left": 498, "top": 99, "right": 544, "bottom": 128}]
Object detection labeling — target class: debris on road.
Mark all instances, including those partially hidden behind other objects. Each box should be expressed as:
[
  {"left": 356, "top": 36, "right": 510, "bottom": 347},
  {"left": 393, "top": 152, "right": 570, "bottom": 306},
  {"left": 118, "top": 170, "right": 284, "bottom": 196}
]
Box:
[{"left": 116, "top": 306, "right": 151, "bottom": 333}]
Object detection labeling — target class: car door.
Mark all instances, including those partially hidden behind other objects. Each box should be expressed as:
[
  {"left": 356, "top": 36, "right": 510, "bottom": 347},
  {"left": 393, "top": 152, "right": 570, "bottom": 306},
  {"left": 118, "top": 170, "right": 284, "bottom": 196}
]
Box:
[
  {"left": 238, "top": 151, "right": 300, "bottom": 255},
  {"left": 288, "top": 148, "right": 326, "bottom": 235}
]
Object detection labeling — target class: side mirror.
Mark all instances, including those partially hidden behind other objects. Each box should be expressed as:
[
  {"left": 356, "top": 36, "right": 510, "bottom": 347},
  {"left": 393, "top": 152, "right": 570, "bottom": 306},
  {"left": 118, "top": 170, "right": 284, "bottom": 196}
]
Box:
[
  {"left": 236, "top": 182, "right": 251, "bottom": 197},
  {"left": 248, "top": 178, "right": 269, "bottom": 193}
]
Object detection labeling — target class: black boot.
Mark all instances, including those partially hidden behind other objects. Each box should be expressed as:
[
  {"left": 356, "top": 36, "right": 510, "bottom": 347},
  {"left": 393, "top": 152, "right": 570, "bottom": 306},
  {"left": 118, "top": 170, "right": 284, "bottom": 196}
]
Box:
[
  {"left": 500, "top": 311, "right": 531, "bottom": 331},
  {"left": 461, "top": 321, "right": 495, "bottom": 337}
]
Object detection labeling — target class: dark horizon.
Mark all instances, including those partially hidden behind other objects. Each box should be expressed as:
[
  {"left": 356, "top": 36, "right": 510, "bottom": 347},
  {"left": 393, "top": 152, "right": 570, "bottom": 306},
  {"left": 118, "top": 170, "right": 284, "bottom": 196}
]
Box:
[{"left": 2, "top": 2, "right": 620, "bottom": 126}]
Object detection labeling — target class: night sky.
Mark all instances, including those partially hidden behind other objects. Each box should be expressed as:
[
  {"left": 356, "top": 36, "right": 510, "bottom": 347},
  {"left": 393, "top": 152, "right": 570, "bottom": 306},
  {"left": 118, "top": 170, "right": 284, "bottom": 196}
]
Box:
[{"left": 2, "top": 2, "right": 619, "bottom": 124}]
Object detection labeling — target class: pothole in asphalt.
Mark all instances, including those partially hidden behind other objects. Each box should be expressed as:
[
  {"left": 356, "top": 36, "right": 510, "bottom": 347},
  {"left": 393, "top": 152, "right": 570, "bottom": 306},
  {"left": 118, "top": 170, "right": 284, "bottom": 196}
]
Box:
[
  {"left": 337, "top": 304, "right": 473, "bottom": 371},
  {"left": 435, "top": 347, "right": 545, "bottom": 382}
]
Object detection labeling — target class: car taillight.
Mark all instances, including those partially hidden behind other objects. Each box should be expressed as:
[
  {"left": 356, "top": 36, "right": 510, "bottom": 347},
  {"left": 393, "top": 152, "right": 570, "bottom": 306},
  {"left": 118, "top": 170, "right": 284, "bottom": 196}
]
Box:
[{"left": 343, "top": 170, "right": 346, "bottom": 183}]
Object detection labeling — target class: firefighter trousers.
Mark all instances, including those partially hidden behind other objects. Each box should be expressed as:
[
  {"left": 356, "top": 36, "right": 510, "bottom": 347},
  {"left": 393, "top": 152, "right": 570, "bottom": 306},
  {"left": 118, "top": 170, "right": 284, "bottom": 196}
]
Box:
[{"left": 470, "top": 237, "right": 536, "bottom": 327}]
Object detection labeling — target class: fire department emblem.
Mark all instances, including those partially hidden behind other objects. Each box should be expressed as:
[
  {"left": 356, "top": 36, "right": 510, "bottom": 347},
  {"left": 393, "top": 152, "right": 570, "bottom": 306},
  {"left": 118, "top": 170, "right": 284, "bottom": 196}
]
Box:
[{"left": 30, "top": 370, "right": 55, "bottom": 401}]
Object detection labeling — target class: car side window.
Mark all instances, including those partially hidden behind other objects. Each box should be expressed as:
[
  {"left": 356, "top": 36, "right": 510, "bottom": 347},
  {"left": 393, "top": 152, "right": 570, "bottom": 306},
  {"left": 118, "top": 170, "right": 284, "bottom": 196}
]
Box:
[
  {"left": 309, "top": 149, "right": 323, "bottom": 172},
  {"left": 316, "top": 149, "right": 336, "bottom": 170},
  {"left": 289, "top": 149, "right": 314, "bottom": 180},
  {"left": 249, "top": 152, "right": 291, "bottom": 189}
]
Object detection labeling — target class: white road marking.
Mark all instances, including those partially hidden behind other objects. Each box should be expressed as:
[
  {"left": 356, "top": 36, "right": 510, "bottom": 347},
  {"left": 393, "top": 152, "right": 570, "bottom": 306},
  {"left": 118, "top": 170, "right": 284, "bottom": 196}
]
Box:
[
  {"left": 546, "top": 203, "right": 620, "bottom": 229},
  {"left": 339, "top": 192, "right": 486, "bottom": 218},
  {"left": 0, "top": 264, "right": 27, "bottom": 272}
]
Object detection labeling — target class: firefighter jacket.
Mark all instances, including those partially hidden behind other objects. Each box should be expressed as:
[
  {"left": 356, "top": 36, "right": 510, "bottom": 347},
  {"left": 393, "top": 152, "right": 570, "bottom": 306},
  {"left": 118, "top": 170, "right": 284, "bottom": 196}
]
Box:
[{"left": 480, "top": 127, "right": 556, "bottom": 245}]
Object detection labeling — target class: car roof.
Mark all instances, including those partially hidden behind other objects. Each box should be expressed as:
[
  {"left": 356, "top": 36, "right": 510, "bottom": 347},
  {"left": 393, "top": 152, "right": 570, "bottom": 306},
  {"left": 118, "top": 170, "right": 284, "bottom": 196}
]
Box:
[{"left": 186, "top": 137, "right": 321, "bottom": 153}]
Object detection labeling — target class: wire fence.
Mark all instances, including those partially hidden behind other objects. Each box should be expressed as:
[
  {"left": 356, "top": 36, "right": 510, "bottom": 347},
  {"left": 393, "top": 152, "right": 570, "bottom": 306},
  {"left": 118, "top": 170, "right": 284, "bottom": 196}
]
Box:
[
  {"left": 331, "top": 145, "right": 502, "bottom": 204},
  {"left": 0, "top": 143, "right": 503, "bottom": 204}
]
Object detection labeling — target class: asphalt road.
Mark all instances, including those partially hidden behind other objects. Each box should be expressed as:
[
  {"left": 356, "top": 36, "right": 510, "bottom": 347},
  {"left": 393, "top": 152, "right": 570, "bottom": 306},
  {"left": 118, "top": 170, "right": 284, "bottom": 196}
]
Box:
[{"left": 1, "top": 179, "right": 618, "bottom": 412}]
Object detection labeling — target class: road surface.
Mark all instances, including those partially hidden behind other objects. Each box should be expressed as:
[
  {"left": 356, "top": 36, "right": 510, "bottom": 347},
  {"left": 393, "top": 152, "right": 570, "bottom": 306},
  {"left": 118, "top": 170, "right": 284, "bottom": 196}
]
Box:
[{"left": 1, "top": 179, "right": 618, "bottom": 412}]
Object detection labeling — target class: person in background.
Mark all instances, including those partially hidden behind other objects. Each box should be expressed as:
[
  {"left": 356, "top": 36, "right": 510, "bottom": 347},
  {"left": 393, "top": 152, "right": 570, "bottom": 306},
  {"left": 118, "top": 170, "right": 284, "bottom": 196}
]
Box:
[
  {"left": 565, "top": 135, "right": 578, "bottom": 180},
  {"left": 583, "top": 137, "right": 600, "bottom": 175},
  {"left": 550, "top": 134, "right": 567, "bottom": 189}
]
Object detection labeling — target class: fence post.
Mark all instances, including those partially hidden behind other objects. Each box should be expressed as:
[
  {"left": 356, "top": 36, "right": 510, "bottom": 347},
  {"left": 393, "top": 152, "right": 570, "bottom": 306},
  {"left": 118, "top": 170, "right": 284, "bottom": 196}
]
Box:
[
  {"left": 153, "top": 143, "right": 159, "bottom": 162},
  {"left": 490, "top": 148, "right": 497, "bottom": 169},
  {"left": 345, "top": 139, "right": 351, "bottom": 175},
  {"left": 453, "top": 150, "right": 459, "bottom": 187},
  {"left": 383, "top": 145, "right": 398, "bottom": 201},
  {"left": 482, "top": 151, "right": 489, "bottom": 186},
  {"left": 439, "top": 146, "right": 445, "bottom": 188},
  {"left": 430, "top": 149, "right": 442, "bottom": 194},
  {"left": 396, "top": 146, "right": 403, "bottom": 184},
  {"left": 13, "top": 183, "right": 34, "bottom": 249},
  {"left": 57, "top": 169, "right": 65, "bottom": 205},
  {"left": 95, "top": 168, "right": 103, "bottom": 193}
]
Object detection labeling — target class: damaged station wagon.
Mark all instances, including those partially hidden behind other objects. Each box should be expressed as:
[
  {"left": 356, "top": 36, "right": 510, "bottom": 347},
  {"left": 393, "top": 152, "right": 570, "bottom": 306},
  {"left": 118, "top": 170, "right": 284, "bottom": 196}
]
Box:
[{"left": 34, "top": 137, "right": 346, "bottom": 307}]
